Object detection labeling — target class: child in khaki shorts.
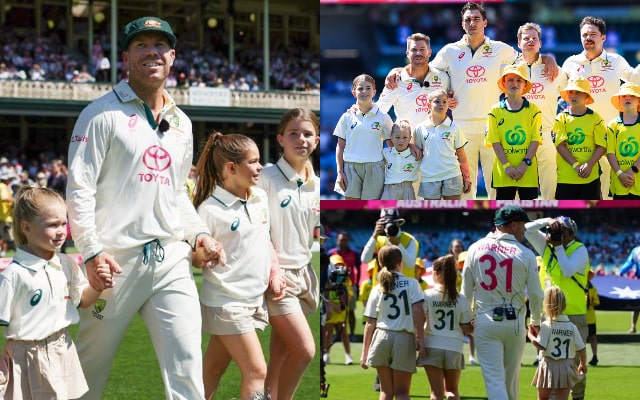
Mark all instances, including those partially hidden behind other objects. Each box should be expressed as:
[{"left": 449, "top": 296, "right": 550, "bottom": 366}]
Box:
[{"left": 0, "top": 188, "right": 109, "bottom": 399}]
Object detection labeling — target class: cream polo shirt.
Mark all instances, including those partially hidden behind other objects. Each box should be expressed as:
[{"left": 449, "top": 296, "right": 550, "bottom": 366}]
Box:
[
  {"left": 0, "top": 249, "right": 88, "bottom": 340},
  {"left": 377, "top": 67, "right": 451, "bottom": 129},
  {"left": 364, "top": 272, "right": 424, "bottom": 333},
  {"left": 257, "top": 157, "right": 320, "bottom": 270},
  {"left": 534, "top": 315, "right": 586, "bottom": 360},
  {"left": 67, "top": 80, "right": 209, "bottom": 261},
  {"left": 414, "top": 116, "right": 467, "bottom": 182},
  {"left": 197, "top": 186, "right": 271, "bottom": 308},
  {"left": 382, "top": 147, "right": 419, "bottom": 184},
  {"left": 423, "top": 285, "right": 472, "bottom": 354},
  {"left": 462, "top": 230, "right": 544, "bottom": 326},
  {"left": 562, "top": 50, "right": 640, "bottom": 124},
  {"left": 333, "top": 104, "right": 392, "bottom": 163},
  {"left": 520, "top": 55, "right": 569, "bottom": 133},
  {"left": 431, "top": 36, "right": 518, "bottom": 121}
]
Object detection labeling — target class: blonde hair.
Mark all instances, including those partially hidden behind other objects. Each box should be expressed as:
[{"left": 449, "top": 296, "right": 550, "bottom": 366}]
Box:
[
  {"left": 377, "top": 245, "right": 403, "bottom": 294},
  {"left": 352, "top": 74, "right": 376, "bottom": 91},
  {"left": 517, "top": 22, "right": 542, "bottom": 42},
  {"left": 391, "top": 120, "right": 411, "bottom": 136},
  {"left": 12, "top": 187, "right": 65, "bottom": 246},
  {"left": 427, "top": 88, "right": 448, "bottom": 102},
  {"left": 543, "top": 286, "right": 567, "bottom": 321},
  {"left": 406, "top": 33, "right": 431, "bottom": 51},
  {"left": 193, "top": 132, "right": 258, "bottom": 209}
]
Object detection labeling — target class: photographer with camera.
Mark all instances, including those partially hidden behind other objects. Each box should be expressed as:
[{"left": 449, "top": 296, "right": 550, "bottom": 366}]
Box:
[
  {"left": 524, "top": 215, "right": 591, "bottom": 400},
  {"left": 322, "top": 255, "right": 354, "bottom": 366},
  {"left": 328, "top": 232, "right": 361, "bottom": 343},
  {"left": 361, "top": 208, "right": 420, "bottom": 286}
]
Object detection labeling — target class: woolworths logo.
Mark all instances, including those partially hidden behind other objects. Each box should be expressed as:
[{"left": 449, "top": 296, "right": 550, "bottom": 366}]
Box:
[
  {"left": 620, "top": 137, "right": 639, "bottom": 157},
  {"left": 505, "top": 125, "right": 526, "bottom": 146},
  {"left": 567, "top": 128, "right": 586, "bottom": 145}
]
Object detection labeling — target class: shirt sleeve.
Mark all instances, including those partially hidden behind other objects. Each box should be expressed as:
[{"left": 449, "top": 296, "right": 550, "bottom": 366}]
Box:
[
  {"left": 66, "top": 104, "right": 113, "bottom": 260},
  {"left": 485, "top": 108, "right": 500, "bottom": 146},
  {"left": 524, "top": 218, "right": 555, "bottom": 255},
  {"left": 606, "top": 123, "right": 618, "bottom": 155},
  {"left": 332, "top": 113, "right": 348, "bottom": 140},
  {"left": 554, "top": 243, "right": 589, "bottom": 278},
  {"left": 552, "top": 113, "right": 568, "bottom": 146},
  {"left": 176, "top": 132, "right": 210, "bottom": 246},
  {"left": 526, "top": 253, "right": 544, "bottom": 326},
  {"left": 0, "top": 274, "right": 13, "bottom": 326},
  {"left": 376, "top": 86, "right": 395, "bottom": 114},
  {"left": 430, "top": 46, "right": 449, "bottom": 72},
  {"left": 363, "top": 286, "right": 381, "bottom": 319},
  {"left": 592, "top": 114, "right": 607, "bottom": 148}
]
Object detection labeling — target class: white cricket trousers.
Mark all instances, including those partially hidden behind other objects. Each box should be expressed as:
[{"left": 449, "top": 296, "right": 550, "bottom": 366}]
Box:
[
  {"left": 457, "top": 119, "right": 496, "bottom": 200},
  {"left": 474, "top": 312, "right": 526, "bottom": 400},
  {"left": 75, "top": 240, "right": 205, "bottom": 400}
]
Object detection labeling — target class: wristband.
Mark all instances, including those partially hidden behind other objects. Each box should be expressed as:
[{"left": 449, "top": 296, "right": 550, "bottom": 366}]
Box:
[
  {"left": 617, "top": 169, "right": 624, "bottom": 176},
  {"left": 572, "top": 161, "right": 580, "bottom": 168},
  {"left": 503, "top": 162, "right": 511, "bottom": 169}
]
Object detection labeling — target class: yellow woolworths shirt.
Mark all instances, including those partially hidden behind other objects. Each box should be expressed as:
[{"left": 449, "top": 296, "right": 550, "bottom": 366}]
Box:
[
  {"left": 485, "top": 97, "right": 542, "bottom": 187},
  {"left": 553, "top": 109, "right": 606, "bottom": 184},
  {"left": 607, "top": 116, "right": 640, "bottom": 196}
]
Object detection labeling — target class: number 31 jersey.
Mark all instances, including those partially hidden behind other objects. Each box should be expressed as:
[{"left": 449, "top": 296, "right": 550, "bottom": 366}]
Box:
[
  {"left": 364, "top": 272, "right": 424, "bottom": 334},
  {"left": 462, "top": 230, "right": 543, "bottom": 325}
]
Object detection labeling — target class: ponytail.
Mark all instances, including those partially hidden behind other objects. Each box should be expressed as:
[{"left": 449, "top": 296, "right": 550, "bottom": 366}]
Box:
[{"left": 377, "top": 245, "right": 403, "bottom": 294}]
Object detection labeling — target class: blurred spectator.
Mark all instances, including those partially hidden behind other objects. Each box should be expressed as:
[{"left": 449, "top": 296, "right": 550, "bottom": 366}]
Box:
[
  {"left": 47, "top": 159, "right": 67, "bottom": 198},
  {"left": 0, "top": 63, "right": 10, "bottom": 80},
  {"left": 95, "top": 51, "right": 110, "bottom": 82},
  {"left": 72, "top": 65, "right": 96, "bottom": 83},
  {"left": 35, "top": 172, "right": 48, "bottom": 188},
  {"left": 29, "top": 63, "right": 46, "bottom": 81}
]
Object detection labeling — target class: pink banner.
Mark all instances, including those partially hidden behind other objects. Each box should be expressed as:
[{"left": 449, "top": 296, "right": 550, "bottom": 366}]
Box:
[{"left": 321, "top": 200, "right": 640, "bottom": 210}]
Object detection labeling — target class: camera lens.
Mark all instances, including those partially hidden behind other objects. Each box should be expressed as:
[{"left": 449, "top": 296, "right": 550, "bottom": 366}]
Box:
[{"left": 385, "top": 222, "right": 399, "bottom": 237}]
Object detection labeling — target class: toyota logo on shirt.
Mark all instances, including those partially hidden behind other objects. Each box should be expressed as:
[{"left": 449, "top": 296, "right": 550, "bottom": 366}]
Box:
[
  {"left": 465, "top": 65, "right": 487, "bottom": 83},
  {"left": 415, "top": 94, "right": 429, "bottom": 107},
  {"left": 587, "top": 76, "right": 606, "bottom": 93},
  {"left": 143, "top": 146, "right": 172, "bottom": 171},
  {"left": 526, "top": 82, "right": 546, "bottom": 100},
  {"left": 139, "top": 146, "right": 172, "bottom": 185}
]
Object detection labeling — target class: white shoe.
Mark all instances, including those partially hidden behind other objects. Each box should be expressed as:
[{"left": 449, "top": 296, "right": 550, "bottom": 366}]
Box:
[
  {"left": 469, "top": 356, "right": 480, "bottom": 366},
  {"left": 322, "top": 352, "right": 330, "bottom": 364},
  {"left": 345, "top": 353, "right": 353, "bottom": 365}
]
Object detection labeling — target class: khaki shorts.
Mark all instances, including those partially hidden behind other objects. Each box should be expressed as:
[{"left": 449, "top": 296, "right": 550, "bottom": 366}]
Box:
[
  {"left": 366, "top": 329, "right": 417, "bottom": 373},
  {"left": 266, "top": 264, "right": 319, "bottom": 317},
  {"left": 419, "top": 175, "right": 463, "bottom": 199},
  {"left": 201, "top": 303, "right": 269, "bottom": 335},
  {"left": 0, "top": 221, "right": 13, "bottom": 242},
  {"left": 344, "top": 161, "right": 385, "bottom": 199},
  {"left": 0, "top": 328, "right": 88, "bottom": 399},
  {"left": 381, "top": 182, "right": 416, "bottom": 200},
  {"left": 417, "top": 347, "right": 465, "bottom": 370}
]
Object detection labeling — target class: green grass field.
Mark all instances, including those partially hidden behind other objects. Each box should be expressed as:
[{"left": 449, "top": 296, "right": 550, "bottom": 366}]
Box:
[
  {"left": 0, "top": 250, "right": 320, "bottom": 400},
  {"left": 324, "top": 304, "right": 640, "bottom": 399}
]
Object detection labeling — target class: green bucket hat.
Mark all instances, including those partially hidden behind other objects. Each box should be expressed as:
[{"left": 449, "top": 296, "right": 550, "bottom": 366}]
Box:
[{"left": 121, "top": 17, "right": 176, "bottom": 49}]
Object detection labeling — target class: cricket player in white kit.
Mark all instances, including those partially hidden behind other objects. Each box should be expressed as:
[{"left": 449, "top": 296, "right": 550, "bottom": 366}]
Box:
[
  {"left": 66, "top": 17, "right": 224, "bottom": 400},
  {"left": 516, "top": 22, "right": 568, "bottom": 200},
  {"left": 462, "top": 206, "right": 543, "bottom": 400},
  {"left": 562, "top": 16, "right": 640, "bottom": 199}
]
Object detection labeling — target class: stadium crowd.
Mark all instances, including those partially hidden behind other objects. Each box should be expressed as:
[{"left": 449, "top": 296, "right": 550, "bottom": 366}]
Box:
[
  {"left": 322, "top": 211, "right": 640, "bottom": 278},
  {"left": 0, "top": 26, "right": 320, "bottom": 91}
]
